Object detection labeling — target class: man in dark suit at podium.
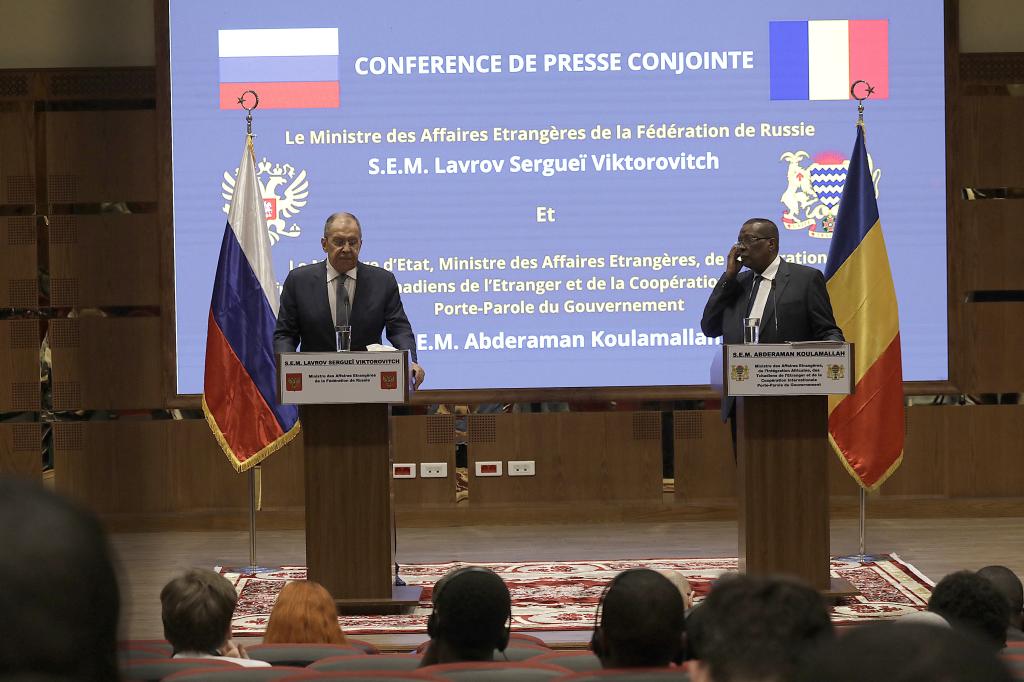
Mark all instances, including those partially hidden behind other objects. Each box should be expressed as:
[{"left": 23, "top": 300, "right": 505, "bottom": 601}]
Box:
[
  {"left": 274, "top": 212, "right": 425, "bottom": 388},
  {"left": 700, "top": 217, "right": 843, "bottom": 421}
]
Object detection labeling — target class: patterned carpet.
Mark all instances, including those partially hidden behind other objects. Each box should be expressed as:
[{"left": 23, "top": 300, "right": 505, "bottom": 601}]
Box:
[{"left": 222, "top": 554, "right": 933, "bottom": 636}]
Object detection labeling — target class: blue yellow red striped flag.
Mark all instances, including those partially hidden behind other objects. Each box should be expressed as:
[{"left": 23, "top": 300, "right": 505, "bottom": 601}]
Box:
[
  {"left": 824, "top": 122, "right": 904, "bottom": 490},
  {"left": 202, "top": 135, "right": 300, "bottom": 472}
]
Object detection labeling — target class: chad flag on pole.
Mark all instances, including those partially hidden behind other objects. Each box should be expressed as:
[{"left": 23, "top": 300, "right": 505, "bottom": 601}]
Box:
[
  {"left": 824, "top": 122, "right": 904, "bottom": 490},
  {"left": 203, "top": 135, "right": 300, "bottom": 472}
]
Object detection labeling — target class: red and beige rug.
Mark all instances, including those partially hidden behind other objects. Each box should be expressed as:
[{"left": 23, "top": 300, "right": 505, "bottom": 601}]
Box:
[{"left": 221, "top": 554, "right": 933, "bottom": 637}]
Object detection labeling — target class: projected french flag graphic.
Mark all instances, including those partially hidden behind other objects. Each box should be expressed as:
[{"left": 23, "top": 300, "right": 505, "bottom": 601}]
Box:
[
  {"left": 218, "top": 28, "right": 340, "bottom": 109},
  {"left": 769, "top": 20, "right": 888, "bottom": 101}
]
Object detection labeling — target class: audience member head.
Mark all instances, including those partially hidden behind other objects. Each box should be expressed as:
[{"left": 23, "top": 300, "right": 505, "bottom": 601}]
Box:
[
  {"left": 422, "top": 566, "right": 512, "bottom": 665},
  {"left": 928, "top": 570, "right": 1010, "bottom": 650},
  {"left": 263, "top": 580, "right": 346, "bottom": 645},
  {"left": 691, "top": 574, "right": 833, "bottom": 682},
  {"left": 591, "top": 568, "right": 686, "bottom": 668},
  {"left": 0, "top": 477, "right": 121, "bottom": 681},
  {"left": 978, "top": 565, "right": 1024, "bottom": 631},
  {"left": 656, "top": 569, "right": 695, "bottom": 611},
  {"left": 160, "top": 569, "right": 239, "bottom": 656},
  {"left": 795, "top": 622, "right": 1014, "bottom": 682}
]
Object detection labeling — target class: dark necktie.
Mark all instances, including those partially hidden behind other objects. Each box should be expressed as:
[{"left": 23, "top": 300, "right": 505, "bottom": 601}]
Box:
[
  {"left": 745, "top": 275, "right": 763, "bottom": 317},
  {"left": 335, "top": 275, "right": 351, "bottom": 327}
]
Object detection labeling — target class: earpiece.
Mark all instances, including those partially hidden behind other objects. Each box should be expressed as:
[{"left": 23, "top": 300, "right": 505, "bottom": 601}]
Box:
[
  {"left": 428, "top": 566, "right": 512, "bottom": 652},
  {"left": 589, "top": 569, "right": 687, "bottom": 666},
  {"left": 589, "top": 571, "right": 626, "bottom": 658}
]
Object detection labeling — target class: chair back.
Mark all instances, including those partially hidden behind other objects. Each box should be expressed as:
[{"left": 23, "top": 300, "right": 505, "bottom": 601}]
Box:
[
  {"left": 1000, "top": 644, "right": 1024, "bottom": 681},
  {"left": 555, "top": 667, "right": 690, "bottom": 681},
  {"left": 418, "top": 661, "right": 570, "bottom": 681},
  {"left": 247, "top": 643, "right": 366, "bottom": 666},
  {"left": 121, "top": 657, "right": 239, "bottom": 682},
  {"left": 119, "top": 646, "right": 170, "bottom": 661},
  {"left": 119, "top": 639, "right": 173, "bottom": 656},
  {"left": 164, "top": 666, "right": 307, "bottom": 681},
  {"left": 501, "top": 645, "right": 552, "bottom": 661},
  {"left": 277, "top": 672, "right": 444, "bottom": 681},
  {"left": 345, "top": 638, "right": 381, "bottom": 654},
  {"left": 532, "top": 651, "right": 602, "bottom": 672},
  {"left": 310, "top": 653, "right": 422, "bottom": 672},
  {"left": 508, "top": 634, "right": 548, "bottom": 648}
]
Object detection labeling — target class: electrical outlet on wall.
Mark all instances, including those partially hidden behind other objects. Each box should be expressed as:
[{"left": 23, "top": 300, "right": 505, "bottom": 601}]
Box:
[
  {"left": 508, "top": 460, "right": 536, "bottom": 476},
  {"left": 420, "top": 462, "right": 448, "bottom": 478}
]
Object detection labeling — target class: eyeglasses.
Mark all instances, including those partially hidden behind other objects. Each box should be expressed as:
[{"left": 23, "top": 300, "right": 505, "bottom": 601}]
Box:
[{"left": 738, "top": 236, "right": 771, "bottom": 247}]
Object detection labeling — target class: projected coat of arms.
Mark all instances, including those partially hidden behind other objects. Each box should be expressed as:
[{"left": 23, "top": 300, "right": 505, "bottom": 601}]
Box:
[
  {"left": 779, "top": 150, "right": 881, "bottom": 239},
  {"left": 222, "top": 157, "right": 309, "bottom": 244}
]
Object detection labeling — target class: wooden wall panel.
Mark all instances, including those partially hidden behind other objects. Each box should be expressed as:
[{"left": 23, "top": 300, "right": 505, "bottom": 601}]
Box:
[
  {"left": 392, "top": 414, "right": 457, "bottom": 507},
  {"left": 957, "top": 303, "right": 1024, "bottom": 391},
  {"left": 0, "top": 422, "right": 42, "bottom": 478},
  {"left": 0, "top": 216, "right": 38, "bottom": 308},
  {"left": 257, "top": 435, "right": 304, "bottom": 509},
  {"left": 673, "top": 411, "right": 735, "bottom": 501},
  {"left": 0, "top": 102, "right": 36, "bottom": 203},
  {"left": 957, "top": 202, "right": 1024, "bottom": 292},
  {"left": 949, "top": 95, "right": 1024, "bottom": 392},
  {"left": 672, "top": 410, "right": 859, "bottom": 502},
  {"left": 468, "top": 413, "right": 661, "bottom": 506},
  {"left": 880, "top": 406, "right": 950, "bottom": 496},
  {"left": 52, "top": 419, "right": 304, "bottom": 517},
  {"left": 45, "top": 110, "right": 156, "bottom": 202},
  {"left": 827, "top": 449, "right": 860, "bottom": 497},
  {"left": 605, "top": 412, "right": 662, "bottom": 502},
  {"left": 956, "top": 96, "right": 1024, "bottom": 187},
  {"left": 945, "top": 405, "right": 1024, "bottom": 498},
  {"left": 49, "top": 317, "right": 162, "bottom": 409},
  {"left": 0, "top": 319, "right": 41, "bottom": 411},
  {"left": 54, "top": 421, "right": 177, "bottom": 515},
  {"left": 48, "top": 214, "right": 160, "bottom": 307},
  {"left": 42, "top": 405, "right": 1024, "bottom": 527}
]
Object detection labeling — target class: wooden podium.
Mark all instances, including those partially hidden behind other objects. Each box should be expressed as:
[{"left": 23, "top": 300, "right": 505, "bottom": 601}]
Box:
[
  {"left": 278, "top": 350, "right": 423, "bottom": 613},
  {"left": 717, "top": 342, "right": 856, "bottom": 595}
]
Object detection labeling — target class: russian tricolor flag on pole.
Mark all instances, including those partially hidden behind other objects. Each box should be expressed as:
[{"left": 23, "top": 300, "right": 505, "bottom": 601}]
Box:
[
  {"left": 218, "top": 28, "right": 340, "bottom": 109},
  {"left": 769, "top": 20, "right": 888, "bottom": 101},
  {"left": 203, "top": 134, "right": 300, "bottom": 472}
]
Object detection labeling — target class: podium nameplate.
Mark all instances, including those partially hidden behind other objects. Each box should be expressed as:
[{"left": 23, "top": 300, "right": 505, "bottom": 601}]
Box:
[
  {"left": 277, "top": 351, "right": 410, "bottom": 404},
  {"left": 723, "top": 342, "right": 853, "bottom": 397}
]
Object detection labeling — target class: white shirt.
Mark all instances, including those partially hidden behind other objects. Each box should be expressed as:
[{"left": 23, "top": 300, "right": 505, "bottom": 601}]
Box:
[
  {"left": 326, "top": 261, "right": 358, "bottom": 327},
  {"left": 749, "top": 255, "right": 782, "bottom": 326},
  {"left": 173, "top": 651, "right": 271, "bottom": 667}
]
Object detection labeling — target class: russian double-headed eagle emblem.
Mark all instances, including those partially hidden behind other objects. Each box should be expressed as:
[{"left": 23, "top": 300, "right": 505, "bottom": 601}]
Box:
[{"left": 222, "top": 157, "right": 309, "bottom": 244}]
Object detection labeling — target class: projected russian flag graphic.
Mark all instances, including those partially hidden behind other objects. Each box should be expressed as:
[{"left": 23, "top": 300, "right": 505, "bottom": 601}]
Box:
[
  {"left": 218, "top": 28, "right": 340, "bottom": 109},
  {"left": 769, "top": 20, "right": 888, "bottom": 101}
]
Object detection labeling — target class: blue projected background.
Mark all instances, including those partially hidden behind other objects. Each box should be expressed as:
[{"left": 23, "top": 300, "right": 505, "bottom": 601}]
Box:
[{"left": 169, "top": 0, "right": 947, "bottom": 393}]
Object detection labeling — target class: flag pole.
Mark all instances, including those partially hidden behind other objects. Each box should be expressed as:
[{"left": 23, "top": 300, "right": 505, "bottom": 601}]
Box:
[
  {"left": 239, "top": 89, "right": 263, "bottom": 572},
  {"left": 249, "top": 466, "right": 259, "bottom": 567},
  {"left": 837, "top": 80, "right": 885, "bottom": 564},
  {"left": 858, "top": 487, "right": 867, "bottom": 555}
]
